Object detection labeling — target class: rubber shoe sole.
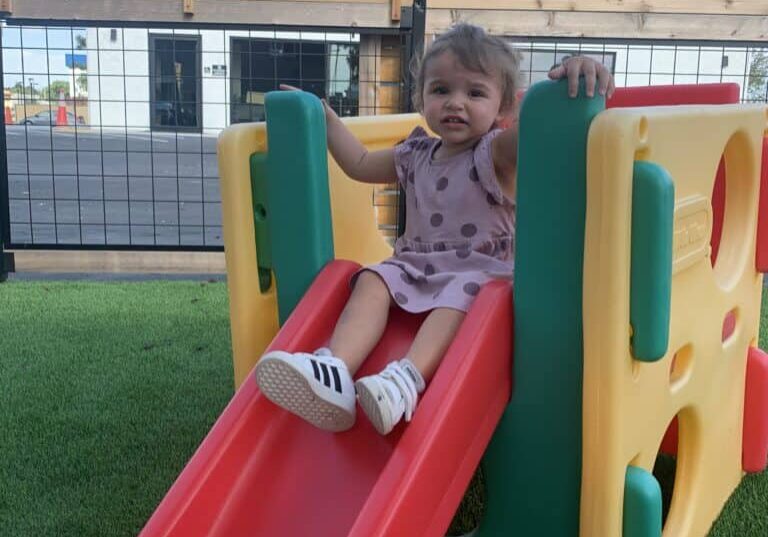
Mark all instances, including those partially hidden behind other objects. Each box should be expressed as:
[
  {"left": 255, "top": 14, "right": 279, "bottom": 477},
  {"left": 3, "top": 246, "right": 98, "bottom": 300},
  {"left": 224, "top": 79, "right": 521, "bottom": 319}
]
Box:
[
  {"left": 255, "top": 355, "right": 355, "bottom": 432},
  {"left": 355, "top": 377, "right": 395, "bottom": 435}
]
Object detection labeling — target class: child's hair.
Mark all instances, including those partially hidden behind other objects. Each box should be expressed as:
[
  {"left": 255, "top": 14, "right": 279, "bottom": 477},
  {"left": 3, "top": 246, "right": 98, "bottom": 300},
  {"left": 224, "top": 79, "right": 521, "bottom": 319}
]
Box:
[{"left": 411, "top": 23, "right": 522, "bottom": 113}]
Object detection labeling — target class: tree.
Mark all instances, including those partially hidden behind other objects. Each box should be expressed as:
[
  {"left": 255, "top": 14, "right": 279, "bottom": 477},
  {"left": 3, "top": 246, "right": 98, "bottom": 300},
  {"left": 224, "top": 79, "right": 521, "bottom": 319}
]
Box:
[
  {"left": 43, "top": 80, "right": 71, "bottom": 101},
  {"left": 75, "top": 34, "right": 87, "bottom": 50},
  {"left": 76, "top": 74, "right": 88, "bottom": 96},
  {"left": 10, "top": 81, "right": 38, "bottom": 100},
  {"left": 747, "top": 50, "right": 768, "bottom": 102}
]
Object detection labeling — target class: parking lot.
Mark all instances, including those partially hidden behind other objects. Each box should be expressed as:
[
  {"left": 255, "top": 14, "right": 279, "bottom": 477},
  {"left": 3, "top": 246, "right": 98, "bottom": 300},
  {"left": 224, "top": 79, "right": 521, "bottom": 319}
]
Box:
[{"left": 5, "top": 125, "right": 223, "bottom": 248}]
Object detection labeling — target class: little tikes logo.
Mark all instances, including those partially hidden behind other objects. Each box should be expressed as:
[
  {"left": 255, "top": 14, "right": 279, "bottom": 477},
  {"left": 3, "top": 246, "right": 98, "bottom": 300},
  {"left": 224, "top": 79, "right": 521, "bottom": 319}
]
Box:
[{"left": 672, "top": 195, "right": 711, "bottom": 274}]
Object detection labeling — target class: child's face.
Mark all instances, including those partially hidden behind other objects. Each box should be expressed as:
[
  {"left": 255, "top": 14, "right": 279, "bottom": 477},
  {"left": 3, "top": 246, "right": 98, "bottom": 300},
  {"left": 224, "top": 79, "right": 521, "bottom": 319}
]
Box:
[{"left": 421, "top": 51, "right": 507, "bottom": 151}]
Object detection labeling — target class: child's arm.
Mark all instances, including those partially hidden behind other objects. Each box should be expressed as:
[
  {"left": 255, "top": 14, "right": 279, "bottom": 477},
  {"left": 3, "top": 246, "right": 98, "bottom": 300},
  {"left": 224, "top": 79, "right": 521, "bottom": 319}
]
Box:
[
  {"left": 323, "top": 101, "right": 399, "bottom": 184},
  {"left": 279, "top": 84, "right": 397, "bottom": 184},
  {"left": 490, "top": 123, "right": 519, "bottom": 199}
]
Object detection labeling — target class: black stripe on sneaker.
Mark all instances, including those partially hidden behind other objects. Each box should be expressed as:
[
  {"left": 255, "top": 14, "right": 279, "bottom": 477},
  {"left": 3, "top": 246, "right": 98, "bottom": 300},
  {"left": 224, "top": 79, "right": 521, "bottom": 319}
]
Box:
[
  {"left": 330, "top": 366, "right": 342, "bottom": 393},
  {"left": 319, "top": 363, "right": 331, "bottom": 387},
  {"left": 310, "top": 359, "right": 321, "bottom": 382}
]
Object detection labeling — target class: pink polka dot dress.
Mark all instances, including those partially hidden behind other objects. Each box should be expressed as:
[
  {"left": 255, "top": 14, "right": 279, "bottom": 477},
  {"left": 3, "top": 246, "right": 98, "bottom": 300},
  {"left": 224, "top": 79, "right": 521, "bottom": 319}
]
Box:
[{"left": 358, "top": 126, "right": 516, "bottom": 313}]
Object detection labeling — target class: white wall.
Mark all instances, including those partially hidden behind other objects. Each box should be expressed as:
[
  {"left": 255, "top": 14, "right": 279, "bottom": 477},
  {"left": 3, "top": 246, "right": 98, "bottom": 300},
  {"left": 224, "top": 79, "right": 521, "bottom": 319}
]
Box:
[
  {"left": 511, "top": 40, "right": 757, "bottom": 101},
  {"left": 87, "top": 28, "right": 151, "bottom": 131},
  {"left": 88, "top": 27, "right": 229, "bottom": 132},
  {"left": 85, "top": 27, "right": 360, "bottom": 133}
]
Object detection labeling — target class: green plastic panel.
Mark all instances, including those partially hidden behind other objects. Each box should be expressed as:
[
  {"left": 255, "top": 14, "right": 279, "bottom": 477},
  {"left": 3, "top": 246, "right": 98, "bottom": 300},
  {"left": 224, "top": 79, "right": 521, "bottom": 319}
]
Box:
[
  {"left": 478, "top": 79, "right": 604, "bottom": 536},
  {"left": 263, "top": 91, "right": 334, "bottom": 324},
  {"left": 249, "top": 152, "right": 273, "bottom": 293},
  {"left": 631, "top": 161, "right": 674, "bottom": 362},
  {"left": 623, "top": 466, "right": 662, "bottom": 537}
]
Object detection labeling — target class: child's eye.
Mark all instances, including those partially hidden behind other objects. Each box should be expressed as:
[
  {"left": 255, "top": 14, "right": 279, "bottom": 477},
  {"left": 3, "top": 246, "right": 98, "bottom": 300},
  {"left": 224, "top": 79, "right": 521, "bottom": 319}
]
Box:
[
  {"left": 469, "top": 89, "right": 486, "bottom": 98},
  {"left": 431, "top": 86, "right": 449, "bottom": 95}
]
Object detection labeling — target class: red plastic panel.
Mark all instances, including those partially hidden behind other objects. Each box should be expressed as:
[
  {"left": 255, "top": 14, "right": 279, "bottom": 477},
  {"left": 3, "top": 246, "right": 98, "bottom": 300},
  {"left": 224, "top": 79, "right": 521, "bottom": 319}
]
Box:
[
  {"left": 711, "top": 158, "right": 727, "bottom": 264},
  {"left": 139, "top": 260, "right": 513, "bottom": 537},
  {"left": 606, "top": 83, "right": 740, "bottom": 108},
  {"left": 743, "top": 347, "right": 768, "bottom": 473},
  {"left": 722, "top": 309, "right": 737, "bottom": 342},
  {"left": 757, "top": 137, "right": 768, "bottom": 273},
  {"left": 659, "top": 417, "right": 678, "bottom": 456}
]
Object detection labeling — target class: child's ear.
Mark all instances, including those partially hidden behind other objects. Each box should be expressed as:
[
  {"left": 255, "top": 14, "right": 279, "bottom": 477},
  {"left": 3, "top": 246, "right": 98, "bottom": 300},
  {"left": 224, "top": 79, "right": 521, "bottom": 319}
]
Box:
[
  {"left": 496, "top": 115, "right": 515, "bottom": 130},
  {"left": 496, "top": 105, "right": 518, "bottom": 130},
  {"left": 503, "top": 94, "right": 522, "bottom": 115}
]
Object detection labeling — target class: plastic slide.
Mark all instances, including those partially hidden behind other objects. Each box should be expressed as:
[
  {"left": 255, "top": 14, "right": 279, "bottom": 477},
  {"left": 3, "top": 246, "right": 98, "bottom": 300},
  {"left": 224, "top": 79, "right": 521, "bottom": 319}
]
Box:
[{"left": 139, "top": 259, "right": 513, "bottom": 537}]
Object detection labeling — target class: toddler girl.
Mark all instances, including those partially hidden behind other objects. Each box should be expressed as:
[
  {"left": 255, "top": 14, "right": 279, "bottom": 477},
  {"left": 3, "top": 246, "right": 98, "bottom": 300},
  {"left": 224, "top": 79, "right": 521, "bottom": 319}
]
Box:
[{"left": 255, "top": 23, "right": 614, "bottom": 434}]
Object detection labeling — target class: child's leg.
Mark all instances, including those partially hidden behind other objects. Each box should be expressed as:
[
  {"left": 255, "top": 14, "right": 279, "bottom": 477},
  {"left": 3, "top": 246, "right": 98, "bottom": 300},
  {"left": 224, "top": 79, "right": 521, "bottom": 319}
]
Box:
[
  {"left": 355, "top": 307, "right": 465, "bottom": 435},
  {"left": 254, "top": 270, "right": 391, "bottom": 432},
  {"left": 405, "top": 307, "right": 466, "bottom": 381},
  {"left": 328, "top": 270, "right": 393, "bottom": 374}
]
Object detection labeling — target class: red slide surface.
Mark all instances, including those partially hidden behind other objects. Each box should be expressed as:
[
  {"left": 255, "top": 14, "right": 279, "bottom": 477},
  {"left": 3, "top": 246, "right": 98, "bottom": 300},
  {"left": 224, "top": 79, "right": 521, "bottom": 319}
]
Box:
[{"left": 140, "top": 260, "right": 513, "bottom": 537}]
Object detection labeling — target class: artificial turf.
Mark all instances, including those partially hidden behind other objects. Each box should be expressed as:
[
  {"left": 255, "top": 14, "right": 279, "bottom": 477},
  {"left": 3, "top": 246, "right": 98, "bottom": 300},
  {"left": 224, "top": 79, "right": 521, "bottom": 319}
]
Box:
[
  {"left": 0, "top": 281, "right": 765, "bottom": 536},
  {"left": 0, "top": 281, "right": 233, "bottom": 536}
]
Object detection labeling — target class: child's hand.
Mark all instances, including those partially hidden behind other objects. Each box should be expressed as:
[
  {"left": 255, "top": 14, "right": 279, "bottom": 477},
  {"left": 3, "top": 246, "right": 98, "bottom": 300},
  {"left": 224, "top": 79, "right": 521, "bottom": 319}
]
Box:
[{"left": 547, "top": 56, "right": 615, "bottom": 99}]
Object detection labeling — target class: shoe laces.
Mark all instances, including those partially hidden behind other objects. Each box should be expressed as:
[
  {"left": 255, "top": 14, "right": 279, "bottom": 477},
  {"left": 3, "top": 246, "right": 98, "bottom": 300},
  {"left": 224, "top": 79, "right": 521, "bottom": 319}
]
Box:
[{"left": 380, "top": 362, "right": 419, "bottom": 422}]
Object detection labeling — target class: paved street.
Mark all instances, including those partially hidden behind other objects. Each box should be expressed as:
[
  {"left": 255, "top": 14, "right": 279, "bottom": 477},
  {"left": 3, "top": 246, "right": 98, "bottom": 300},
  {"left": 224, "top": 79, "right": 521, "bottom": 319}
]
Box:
[{"left": 5, "top": 126, "right": 223, "bottom": 247}]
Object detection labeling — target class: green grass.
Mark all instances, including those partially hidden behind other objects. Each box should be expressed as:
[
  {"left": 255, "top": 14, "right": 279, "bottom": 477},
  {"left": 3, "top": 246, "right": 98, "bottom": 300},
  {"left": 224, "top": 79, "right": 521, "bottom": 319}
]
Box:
[
  {"left": 0, "top": 281, "right": 766, "bottom": 536},
  {"left": 0, "top": 281, "right": 234, "bottom": 537}
]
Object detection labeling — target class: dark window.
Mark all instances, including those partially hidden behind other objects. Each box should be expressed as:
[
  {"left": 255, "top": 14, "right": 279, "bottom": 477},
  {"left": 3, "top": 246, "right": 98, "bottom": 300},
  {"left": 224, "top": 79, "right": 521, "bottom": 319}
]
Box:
[
  {"left": 230, "top": 38, "right": 358, "bottom": 124},
  {"left": 149, "top": 34, "right": 202, "bottom": 131}
]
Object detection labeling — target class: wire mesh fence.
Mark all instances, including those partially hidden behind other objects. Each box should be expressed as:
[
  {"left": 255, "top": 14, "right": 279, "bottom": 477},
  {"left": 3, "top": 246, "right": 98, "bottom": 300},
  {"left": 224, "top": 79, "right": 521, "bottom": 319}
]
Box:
[
  {"left": 0, "top": 22, "right": 413, "bottom": 250},
  {"left": 508, "top": 37, "right": 768, "bottom": 103},
  {"left": 2, "top": 18, "right": 767, "bottom": 253}
]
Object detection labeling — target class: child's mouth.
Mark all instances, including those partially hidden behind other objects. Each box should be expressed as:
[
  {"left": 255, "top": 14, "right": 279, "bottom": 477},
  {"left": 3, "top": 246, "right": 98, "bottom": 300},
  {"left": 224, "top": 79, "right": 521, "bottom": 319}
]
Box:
[{"left": 442, "top": 116, "right": 468, "bottom": 126}]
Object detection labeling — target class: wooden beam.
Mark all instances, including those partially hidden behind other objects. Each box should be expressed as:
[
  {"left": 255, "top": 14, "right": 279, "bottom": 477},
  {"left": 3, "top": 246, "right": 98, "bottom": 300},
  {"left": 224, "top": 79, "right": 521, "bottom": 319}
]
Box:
[
  {"left": 359, "top": 34, "right": 403, "bottom": 114},
  {"left": 428, "top": 0, "right": 768, "bottom": 17},
  {"left": 391, "top": 0, "right": 401, "bottom": 21},
  {"left": 427, "top": 9, "right": 768, "bottom": 41},
  {"left": 10, "top": 0, "right": 400, "bottom": 28},
  {"left": 183, "top": 0, "right": 194, "bottom": 15},
  {"left": 0, "top": 0, "right": 12, "bottom": 15},
  {"left": 359, "top": 35, "right": 381, "bottom": 116}
]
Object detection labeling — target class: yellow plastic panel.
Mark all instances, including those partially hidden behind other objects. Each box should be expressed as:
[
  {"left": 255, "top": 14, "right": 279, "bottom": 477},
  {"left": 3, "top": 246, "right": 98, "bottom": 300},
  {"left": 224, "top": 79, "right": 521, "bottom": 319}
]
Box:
[
  {"left": 218, "top": 123, "right": 279, "bottom": 389},
  {"left": 580, "top": 104, "right": 767, "bottom": 537},
  {"left": 218, "top": 113, "right": 426, "bottom": 388}
]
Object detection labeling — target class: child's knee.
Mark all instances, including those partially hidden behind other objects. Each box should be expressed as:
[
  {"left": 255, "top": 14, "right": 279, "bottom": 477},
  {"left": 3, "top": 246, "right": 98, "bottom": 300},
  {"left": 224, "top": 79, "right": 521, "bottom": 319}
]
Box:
[{"left": 355, "top": 271, "right": 391, "bottom": 304}]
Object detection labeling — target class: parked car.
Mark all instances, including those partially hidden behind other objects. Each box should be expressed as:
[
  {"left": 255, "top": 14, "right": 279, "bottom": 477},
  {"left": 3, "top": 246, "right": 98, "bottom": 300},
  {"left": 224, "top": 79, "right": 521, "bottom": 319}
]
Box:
[{"left": 18, "top": 110, "right": 86, "bottom": 126}]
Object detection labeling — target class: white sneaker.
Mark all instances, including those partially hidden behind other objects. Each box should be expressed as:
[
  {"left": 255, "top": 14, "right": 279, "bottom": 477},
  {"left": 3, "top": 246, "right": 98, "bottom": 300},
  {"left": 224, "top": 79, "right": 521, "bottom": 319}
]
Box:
[
  {"left": 355, "top": 360, "right": 425, "bottom": 435},
  {"left": 255, "top": 349, "right": 356, "bottom": 432}
]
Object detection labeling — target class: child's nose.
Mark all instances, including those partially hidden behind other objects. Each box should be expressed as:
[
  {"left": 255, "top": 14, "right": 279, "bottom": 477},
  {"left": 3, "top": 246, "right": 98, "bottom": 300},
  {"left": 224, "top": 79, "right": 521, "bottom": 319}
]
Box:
[{"left": 445, "top": 94, "right": 464, "bottom": 109}]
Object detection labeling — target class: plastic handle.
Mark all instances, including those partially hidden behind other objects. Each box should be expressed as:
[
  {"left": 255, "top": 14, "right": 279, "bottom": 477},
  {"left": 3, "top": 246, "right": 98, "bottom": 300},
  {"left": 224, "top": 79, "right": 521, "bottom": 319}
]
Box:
[{"left": 630, "top": 160, "right": 674, "bottom": 362}]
